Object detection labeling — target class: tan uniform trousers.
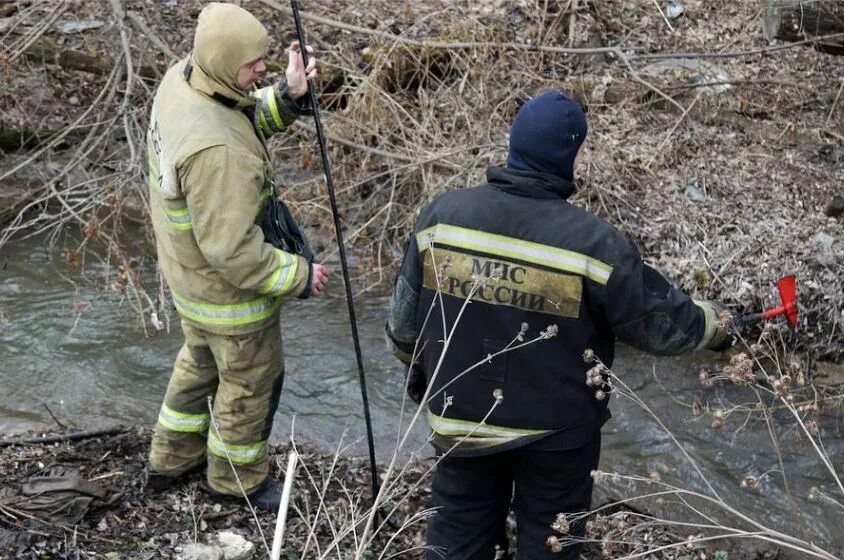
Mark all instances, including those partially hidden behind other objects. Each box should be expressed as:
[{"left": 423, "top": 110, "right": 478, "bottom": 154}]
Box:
[{"left": 149, "top": 318, "right": 284, "bottom": 495}]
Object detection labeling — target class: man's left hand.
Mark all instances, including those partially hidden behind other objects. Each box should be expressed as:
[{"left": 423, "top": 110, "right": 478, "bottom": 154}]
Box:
[{"left": 285, "top": 40, "right": 316, "bottom": 99}]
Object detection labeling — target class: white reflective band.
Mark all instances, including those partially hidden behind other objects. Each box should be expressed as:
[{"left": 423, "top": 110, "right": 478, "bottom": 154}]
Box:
[
  {"left": 428, "top": 411, "right": 548, "bottom": 439},
  {"left": 207, "top": 431, "right": 266, "bottom": 464},
  {"left": 693, "top": 300, "right": 718, "bottom": 350},
  {"left": 164, "top": 206, "right": 192, "bottom": 230},
  {"left": 157, "top": 403, "right": 209, "bottom": 433},
  {"left": 172, "top": 291, "right": 281, "bottom": 327},
  {"left": 416, "top": 224, "right": 613, "bottom": 285},
  {"left": 261, "top": 250, "right": 298, "bottom": 296}
]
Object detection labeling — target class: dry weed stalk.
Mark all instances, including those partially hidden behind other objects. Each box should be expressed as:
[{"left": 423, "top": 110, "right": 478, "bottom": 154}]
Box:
[{"left": 552, "top": 340, "right": 842, "bottom": 559}]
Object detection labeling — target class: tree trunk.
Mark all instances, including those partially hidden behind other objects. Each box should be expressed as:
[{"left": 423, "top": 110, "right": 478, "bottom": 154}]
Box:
[{"left": 764, "top": 0, "right": 844, "bottom": 55}]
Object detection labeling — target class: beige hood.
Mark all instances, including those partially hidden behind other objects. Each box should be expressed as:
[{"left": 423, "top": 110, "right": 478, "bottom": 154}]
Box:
[{"left": 191, "top": 2, "right": 269, "bottom": 101}]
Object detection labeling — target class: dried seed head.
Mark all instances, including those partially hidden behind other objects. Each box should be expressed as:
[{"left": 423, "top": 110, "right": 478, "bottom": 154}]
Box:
[
  {"left": 595, "top": 390, "right": 606, "bottom": 401},
  {"left": 808, "top": 486, "right": 819, "bottom": 501},
  {"left": 493, "top": 388, "right": 504, "bottom": 401},
  {"left": 711, "top": 409, "right": 725, "bottom": 429},
  {"left": 546, "top": 535, "right": 563, "bottom": 553},
  {"left": 551, "top": 513, "right": 570, "bottom": 535},
  {"left": 582, "top": 348, "right": 596, "bottom": 363},
  {"left": 741, "top": 476, "right": 759, "bottom": 490}
]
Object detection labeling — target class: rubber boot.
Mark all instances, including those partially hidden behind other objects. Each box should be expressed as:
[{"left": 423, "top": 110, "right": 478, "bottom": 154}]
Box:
[{"left": 247, "top": 480, "right": 283, "bottom": 511}]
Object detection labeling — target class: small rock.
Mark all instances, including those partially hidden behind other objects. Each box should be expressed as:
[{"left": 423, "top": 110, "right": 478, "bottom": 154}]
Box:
[
  {"left": 684, "top": 184, "right": 704, "bottom": 201},
  {"left": 665, "top": 0, "right": 685, "bottom": 20},
  {"left": 214, "top": 531, "right": 255, "bottom": 560},
  {"left": 810, "top": 232, "right": 838, "bottom": 266},
  {"left": 57, "top": 19, "right": 104, "bottom": 34},
  {"left": 178, "top": 543, "right": 223, "bottom": 560},
  {"left": 825, "top": 195, "right": 844, "bottom": 218}
]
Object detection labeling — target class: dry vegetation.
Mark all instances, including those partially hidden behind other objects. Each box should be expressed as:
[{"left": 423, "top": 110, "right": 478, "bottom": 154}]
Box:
[{"left": 1, "top": 0, "right": 843, "bottom": 358}]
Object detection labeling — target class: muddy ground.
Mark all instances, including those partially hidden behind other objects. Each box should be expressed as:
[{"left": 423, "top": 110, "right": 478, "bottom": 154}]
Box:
[
  {"left": 0, "top": 428, "right": 430, "bottom": 559},
  {"left": 0, "top": 428, "right": 790, "bottom": 560}
]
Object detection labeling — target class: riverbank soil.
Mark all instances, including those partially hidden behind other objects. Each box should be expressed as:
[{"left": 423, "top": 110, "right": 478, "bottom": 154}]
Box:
[
  {"left": 0, "top": 428, "right": 430, "bottom": 559},
  {"left": 0, "top": 0, "right": 842, "bottom": 361},
  {"left": 0, "top": 428, "right": 789, "bottom": 559}
]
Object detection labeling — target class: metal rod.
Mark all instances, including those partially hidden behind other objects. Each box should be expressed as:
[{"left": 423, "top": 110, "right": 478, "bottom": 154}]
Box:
[{"left": 290, "top": 0, "right": 380, "bottom": 503}]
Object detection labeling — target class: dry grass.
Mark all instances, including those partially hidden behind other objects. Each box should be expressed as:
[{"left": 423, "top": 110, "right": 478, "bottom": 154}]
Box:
[{"left": 1, "top": 0, "right": 842, "bottom": 358}]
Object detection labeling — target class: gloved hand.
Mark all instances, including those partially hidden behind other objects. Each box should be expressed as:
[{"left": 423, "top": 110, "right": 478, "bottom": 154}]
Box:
[
  {"left": 703, "top": 300, "right": 735, "bottom": 352},
  {"left": 406, "top": 363, "right": 428, "bottom": 405}
]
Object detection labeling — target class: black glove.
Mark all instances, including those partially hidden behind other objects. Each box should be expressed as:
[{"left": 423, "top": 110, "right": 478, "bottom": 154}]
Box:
[{"left": 407, "top": 363, "right": 427, "bottom": 405}]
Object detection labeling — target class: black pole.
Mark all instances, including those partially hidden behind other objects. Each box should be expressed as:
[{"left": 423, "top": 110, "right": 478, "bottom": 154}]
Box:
[{"left": 290, "top": 0, "right": 380, "bottom": 502}]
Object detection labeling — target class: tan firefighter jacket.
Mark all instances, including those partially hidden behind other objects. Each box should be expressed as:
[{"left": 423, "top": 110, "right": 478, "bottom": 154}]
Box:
[{"left": 147, "top": 3, "right": 310, "bottom": 335}]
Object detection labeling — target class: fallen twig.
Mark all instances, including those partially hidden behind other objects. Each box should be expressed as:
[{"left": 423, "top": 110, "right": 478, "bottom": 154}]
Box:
[{"left": 0, "top": 426, "right": 129, "bottom": 447}]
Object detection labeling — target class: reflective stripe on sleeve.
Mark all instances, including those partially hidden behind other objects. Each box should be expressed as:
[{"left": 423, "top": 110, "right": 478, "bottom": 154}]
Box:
[
  {"left": 163, "top": 206, "right": 193, "bottom": 231},
  {"left": 693, "top": 300, "right": 718, "bottom": 350},
  {"left": 415, "top": 224, "right": 613, "bottom": 285},
  {"left": 172, "top": 291, "right": 281, "bottom": 327},
  {"left": 259, "top": 249, "right": 300, "bottom": 297},
  {"left": 255, "top": 86, "right": 285, "bottom": 135},
  {"left": 207, "top": 431, "right": 267, "bottom": 464},
  {"left": 157, "top": 403, "right": 209, "bottom": 433}
]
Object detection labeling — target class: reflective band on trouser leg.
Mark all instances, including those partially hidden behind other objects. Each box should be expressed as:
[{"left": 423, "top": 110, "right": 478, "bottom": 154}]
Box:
[
  {"left": 415, "top": 223, "right": 613, "bottom": 285},
  {"left": 158, "top": 403, "right": 209, "bottom": 432},
  {"left": 172, "top": 291, "right": 282, "bottom": 328},
  {"left": 205, "top": 321, "right": 284, "bottom": 495},
  {"left": 207, "top": 431, "right": 267, "bottom": 464},
  {"left": 150, "top": 333, "right": 219, "bottom": 476},
  {"left": 427, "top": 411, "right": 550, "bottom": 452}
]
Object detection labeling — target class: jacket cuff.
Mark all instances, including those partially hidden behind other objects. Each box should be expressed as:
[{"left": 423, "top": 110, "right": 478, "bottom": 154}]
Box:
[
  {"left": 297, "top": 262, "right": 313, "bottom": 300},
  {"left": 278, "top": 79, "right": 312, "bottom": 116},
  {"left": 386, "top": 325, "right": 415, "bottom": 365}
]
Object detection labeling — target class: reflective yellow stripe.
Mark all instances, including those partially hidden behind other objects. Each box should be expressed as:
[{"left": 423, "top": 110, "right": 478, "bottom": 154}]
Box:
[
  {"left": 172, "top": 291, "right": 281, "bottom": 327},
  {"left": 693, "top": 300, "right": 717, "bottom": 350},
  {"left": 427, "top": 411, "right": 549, "bottom": 439},
  {"left": 148, "top": 152, "right": 160, "bottom": 179},
  {"left": 207, "top": 431, "right": 266, "bottom": 464},
  {"left": 157, "top": 403, "right": 209, "bottom": 433},
  {"left": 257, "top": 103, "right": 270, "bottom": 136},
  {"left": 416, "top": 224, "right": 613, "bottom": 285},
  {"left": 265, "top": 85, "right": 284, "bottom": 131},
  {"left": 163, "top": 205, "right": 192, "bottom": 231},
  {"left": 259, "top": 249, "right": 299, "bottom": 297}
]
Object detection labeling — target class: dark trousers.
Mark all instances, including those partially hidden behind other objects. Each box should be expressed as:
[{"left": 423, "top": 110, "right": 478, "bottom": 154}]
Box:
[{"left": 426, "top": 434, "right": 600, "bottom": 560}]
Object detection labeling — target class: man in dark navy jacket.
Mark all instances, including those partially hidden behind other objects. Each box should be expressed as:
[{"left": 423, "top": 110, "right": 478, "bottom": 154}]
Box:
[{"left": 386, "top": 91, "right": 732, "bottom": 559}]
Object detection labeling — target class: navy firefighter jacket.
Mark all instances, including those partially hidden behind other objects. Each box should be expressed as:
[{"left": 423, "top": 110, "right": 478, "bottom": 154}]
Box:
[{"left": 387, "top": 166, "right": 719, "bottom": 456}]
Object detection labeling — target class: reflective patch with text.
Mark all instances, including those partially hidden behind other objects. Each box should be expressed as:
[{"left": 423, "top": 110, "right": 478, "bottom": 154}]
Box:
[{"left": 422, "top": 247, "right": 582, "bottom": 317}]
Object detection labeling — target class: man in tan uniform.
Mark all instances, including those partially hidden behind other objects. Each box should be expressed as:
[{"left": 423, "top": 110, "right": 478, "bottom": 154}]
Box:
[{"left": 146, "top": 2, "right": 329, "bottom": 509}]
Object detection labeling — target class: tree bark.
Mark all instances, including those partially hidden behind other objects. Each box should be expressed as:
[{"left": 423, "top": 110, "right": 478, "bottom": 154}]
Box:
[
  {"left": 764, "top": 0, "right": 844, "bottom": 55},
  {"left": 22, "top": 37, "right": 160, "bottom": 77}
]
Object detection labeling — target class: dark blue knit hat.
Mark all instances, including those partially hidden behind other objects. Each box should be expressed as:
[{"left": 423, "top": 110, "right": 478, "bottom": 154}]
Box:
[{"left": 507, "top": 91, "right": 588, "bottom": 182}]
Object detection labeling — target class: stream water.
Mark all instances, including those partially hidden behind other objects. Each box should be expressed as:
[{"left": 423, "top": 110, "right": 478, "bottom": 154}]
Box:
[{"left": 0, "top": 235, "right": 841, "bottom": 552}]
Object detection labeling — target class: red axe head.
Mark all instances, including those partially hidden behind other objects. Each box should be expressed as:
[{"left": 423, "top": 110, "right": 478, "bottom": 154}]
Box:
[{"left": 776, "top": 275, "right": 798, "bottom": 328}]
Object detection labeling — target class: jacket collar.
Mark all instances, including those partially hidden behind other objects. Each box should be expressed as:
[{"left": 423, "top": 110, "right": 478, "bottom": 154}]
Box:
[
  {"left": 183, "top": 55, "right": 255, "bottom": 110},
  {"left": 486, "top": 165, "right": 575, "bottom": 200}
]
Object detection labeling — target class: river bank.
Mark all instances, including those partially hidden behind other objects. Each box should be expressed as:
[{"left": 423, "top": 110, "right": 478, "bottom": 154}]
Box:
[{"left": 0, "top": 427, "right": 800, "bottom": 560}]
